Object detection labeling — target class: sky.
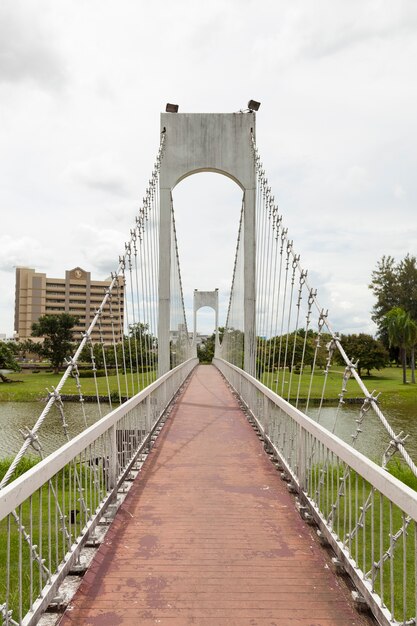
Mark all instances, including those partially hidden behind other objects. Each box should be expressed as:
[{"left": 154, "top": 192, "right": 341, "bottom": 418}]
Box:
[{"left": 1, "top": 0, "right": 416, "bottom": 338}]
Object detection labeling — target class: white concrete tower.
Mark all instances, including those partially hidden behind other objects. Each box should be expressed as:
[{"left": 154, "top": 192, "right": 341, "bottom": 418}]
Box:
[
  {"left": 158, "top": 111, "right": 256, "bottom": 376},
  {"left": 193, "top": 289, "right": 219, "bottom": 351}
]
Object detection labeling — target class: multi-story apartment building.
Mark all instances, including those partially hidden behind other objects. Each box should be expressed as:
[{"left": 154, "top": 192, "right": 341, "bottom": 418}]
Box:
[{"left": 14, "top": 267, "right": 124, "bottom": 344}]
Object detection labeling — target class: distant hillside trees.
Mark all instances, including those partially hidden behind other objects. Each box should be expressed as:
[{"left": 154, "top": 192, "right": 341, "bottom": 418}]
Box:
[
  {"left": 254, "top": 330, "right": 388, "bottom": 380},
  {"left": 77, "top": 322, "right": 157, "bottom": 373},
  {"left": 256, "top": 330, "right": 329, "bottom": 378}
]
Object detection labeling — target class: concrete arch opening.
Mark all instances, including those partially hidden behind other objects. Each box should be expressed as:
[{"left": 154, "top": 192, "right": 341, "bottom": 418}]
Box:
[
  {"left": 172, "top": 172, "right": 243, "bottom": 337},
  {"left": 193, "top": 290, "right": 219, "bottom": 350},
  {"left": 174, "top": 167, "right": 245, "bottom": 192}
]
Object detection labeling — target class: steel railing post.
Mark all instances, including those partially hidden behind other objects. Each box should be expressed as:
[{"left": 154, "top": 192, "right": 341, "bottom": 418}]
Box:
[
  {"left": 108, "top": 424, "right": 118, "bottom": 494},
  {"left": 298, "top": 424, "right": 306, "bottom": 491}
]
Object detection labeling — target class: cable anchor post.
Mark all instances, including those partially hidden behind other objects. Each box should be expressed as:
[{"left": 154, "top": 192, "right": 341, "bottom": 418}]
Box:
[
  {"left": 19, "top": 426, "right": 43, "bottom": 453},
  {"left": 383, "top": 431, "right": 410, "bottom": 467}
]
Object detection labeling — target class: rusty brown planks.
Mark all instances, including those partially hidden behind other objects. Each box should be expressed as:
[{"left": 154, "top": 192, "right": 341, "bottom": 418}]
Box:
[{"left": 59, "top": 365, "right": 372, "bottom": 626}]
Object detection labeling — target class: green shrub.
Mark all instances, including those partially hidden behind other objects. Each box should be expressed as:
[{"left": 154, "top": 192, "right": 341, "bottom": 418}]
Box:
[
  {"left": 77, "top": 369, "right": 116, "bottom": 378},
  {"left": 0, "top": 456, "right": 40, "bottom": 482},
  {"left": 386, "top": 459, "right": 417, "bottom": 491}
]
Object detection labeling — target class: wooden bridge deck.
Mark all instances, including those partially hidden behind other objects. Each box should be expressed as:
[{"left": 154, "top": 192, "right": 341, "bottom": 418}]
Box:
[{"left": 59, "top": 365, "right": 372, "bottom": 626}]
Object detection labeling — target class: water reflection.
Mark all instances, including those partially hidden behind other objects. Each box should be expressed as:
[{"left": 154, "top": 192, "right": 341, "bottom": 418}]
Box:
[
  {"left": 0, "top": 400, "right": 416, "bottom": 467},
  {"left": 307, "top": 404, "right": 417, "bottom": 464},
  {"left": 0, "top": 402, "right": 111, "bottom": 459}
]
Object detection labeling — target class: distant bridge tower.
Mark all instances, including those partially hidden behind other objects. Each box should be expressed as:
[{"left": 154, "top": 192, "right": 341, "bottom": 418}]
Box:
[
  {"left": 158, "top": 111, "right": 256, "bottom": 376},
  {"left": 193, "top": 288, "right": 220, "bottom": 352}
]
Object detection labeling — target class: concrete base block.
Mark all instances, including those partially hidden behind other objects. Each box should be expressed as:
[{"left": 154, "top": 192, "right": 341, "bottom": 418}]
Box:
[
  {"left": 332, "top": 557, "right": 346, "bottom": 575},
  {"left": 351, "top": 590, "right": 369, "bottom": 613}
]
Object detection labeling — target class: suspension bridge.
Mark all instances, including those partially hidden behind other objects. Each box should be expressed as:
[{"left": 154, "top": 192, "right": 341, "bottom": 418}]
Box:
[{"left": 1, "top": 108, "right": 417, "bottom": 626}]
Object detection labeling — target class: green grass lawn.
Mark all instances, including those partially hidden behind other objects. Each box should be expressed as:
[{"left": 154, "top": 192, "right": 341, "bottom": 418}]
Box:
[
  {"left": 1, "top": 365, "right": 415, "bottom": 418},
  {"left": 310, "top": 460, "right": 416, "bottom": 622},
  {"left": 0, "top": 369, "right": 156, "bottom": 402},
  {"left": 0, "top": 457, "right": 107, "bottom": 621},
  {"left": 262, "top": 365, "right": 417, "bottom": 415}
]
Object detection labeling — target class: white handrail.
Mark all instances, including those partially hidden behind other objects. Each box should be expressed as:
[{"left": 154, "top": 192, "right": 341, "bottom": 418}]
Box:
[
  {"left": 213, "top": 358, "right": 417, "bottom": 520},
  {"left": 0, "top": 358, "right": 198, "bottom": 518}
]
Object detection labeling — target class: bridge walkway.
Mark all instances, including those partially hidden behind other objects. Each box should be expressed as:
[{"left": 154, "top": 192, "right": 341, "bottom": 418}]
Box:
[{"left": 59, "top": 365, "right": 372, "bottom": 626}]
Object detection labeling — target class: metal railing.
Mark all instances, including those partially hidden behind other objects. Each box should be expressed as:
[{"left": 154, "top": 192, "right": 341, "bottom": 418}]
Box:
[
  {"left": 214, "top": 357, "right": 417, "bottom": 626},
  {"left": 0, "top": 357, "right": 198, "bottom": 626}
]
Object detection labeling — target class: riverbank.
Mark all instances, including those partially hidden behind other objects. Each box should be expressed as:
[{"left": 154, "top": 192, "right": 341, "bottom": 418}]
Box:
[
  {"left": 261, "top": 365, "right": 417, "bottom": 415},
  {"left": 0, "top": 366, "right": 415, "bottom": 414},
  {"left": 0, "top": 370, "right": 156, "bottom": 401}
]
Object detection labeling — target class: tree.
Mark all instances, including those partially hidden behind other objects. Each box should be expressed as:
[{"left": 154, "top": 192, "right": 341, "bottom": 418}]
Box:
[
  {"left": 263, "top": 331, "right": 318, "bottom": 373},
  {"left": 0, "top": 342, "right": 21, "bottom": 382},
  {"left": 221, "top": 327, "right": 244, "bottom": 369},
  {"left": 383, "top": 308, "right": 417, "bottom": 384},
  {"left": 31, "top": 314, "right": 79, "bottom": 373},
  {"left": 129, "top": 322, "right": 151, "bottom": 345},
  {"left": 335, "top": 334, "right": 388, "bottom": 377},
  {"left": 370, "top": 254, "right": 417, "bottom": 339},
  {"left": 369, "top": 256, "right": 401, "bottom": 328},
  {"left": 397, "top": 255, "right": 417, "bottom": 322},
  {"left": 197, "top": 334, "right": 215, "bottom": 363},
  {"left": 17, "top": 338, "right": 44, "bottom": 360},
  {"left": 197, "top": 328, "right": 225, "bottom": 364},
  {"left": 128, "top": 322, "right": 157, "bottom": 367},
  {"left": 79, "top": 342, "right": 106, "bottom": 369},
  {"left": 370, "top": 255, "right": 417, "bottom": 381}
]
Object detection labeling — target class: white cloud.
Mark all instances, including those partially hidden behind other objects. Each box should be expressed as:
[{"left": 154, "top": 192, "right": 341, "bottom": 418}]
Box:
[
  {"left": 0, "top": 1, "right": 67, "bottom": 90},
  {"left": 393, "top": 183, "right": 406, "bottom": 199},
  {"left": 67, "top": 153, "right": 131, "bottom": 196},
  {"left": 76, "top": 224, "right": 127, "bottom": 275},
  {"left": 0, "top": 235, "right": 50, "bottom": 272},
  {"left": 295, "top": 0, "right": 417, "bottom": 61},
  {"left": 1, "top": 0, "right": 417, "bottom": 340},
  {"left": 343, "top": 166, "right": 371, "bottom": 194}
]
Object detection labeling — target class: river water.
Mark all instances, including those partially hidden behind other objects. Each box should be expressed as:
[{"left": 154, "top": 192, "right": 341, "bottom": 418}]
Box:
[
  {"left": 307, "top": 404, "right": 417, "bottom": 464},
  {"left": 0, "top": 402, "right": 111, "bottom": 459},
  {"left": 0, "top": 401, "right": 416, "bottom": 465}
]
